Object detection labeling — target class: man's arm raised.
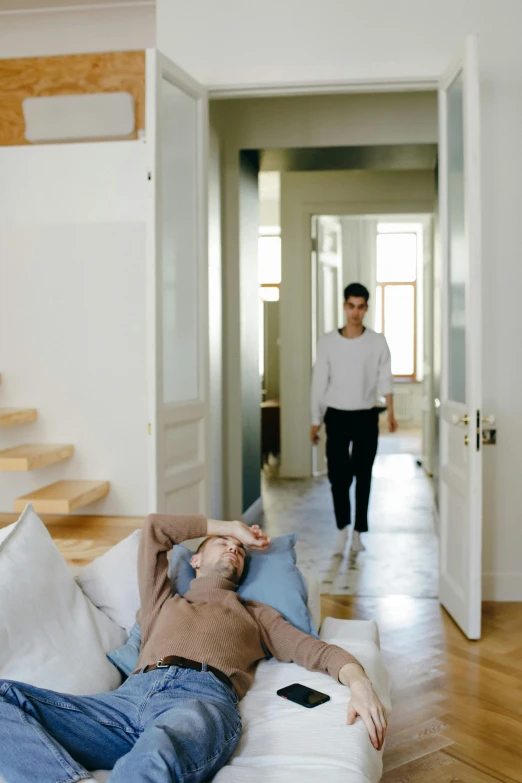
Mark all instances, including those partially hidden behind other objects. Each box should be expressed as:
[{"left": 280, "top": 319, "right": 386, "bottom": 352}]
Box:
[
  {"left": 138, "top": 515, "right": 270, "bottom": 640},
  {"left": 206, "top": 520, "right": 270, "bottom": 550},
  {"left": 138, "top": 513, "right": 208, "bottom": 639}
]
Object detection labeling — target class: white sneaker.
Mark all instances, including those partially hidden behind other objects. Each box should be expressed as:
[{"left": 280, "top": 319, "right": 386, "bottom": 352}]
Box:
[
  {"left": 351, "top": 530, "right": 366, "bottom": 553},
  {"left": 333, "top": 528, "right": 348, "bottom": 556}
]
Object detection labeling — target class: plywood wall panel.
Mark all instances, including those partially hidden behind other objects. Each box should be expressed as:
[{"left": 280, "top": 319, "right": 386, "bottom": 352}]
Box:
[{"left": 0, "top": 50, "right": 145, "bottom": 146}]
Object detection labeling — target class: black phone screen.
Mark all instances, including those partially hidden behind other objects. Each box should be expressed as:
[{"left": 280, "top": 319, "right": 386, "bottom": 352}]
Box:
[{"left": 277, "top": 683, "right": 330, "bottom": 708}]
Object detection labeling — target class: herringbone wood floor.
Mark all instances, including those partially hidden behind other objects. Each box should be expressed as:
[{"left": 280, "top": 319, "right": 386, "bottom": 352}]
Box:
[{"left": 322, "top": 595, "right": 522, "bottom": 783}]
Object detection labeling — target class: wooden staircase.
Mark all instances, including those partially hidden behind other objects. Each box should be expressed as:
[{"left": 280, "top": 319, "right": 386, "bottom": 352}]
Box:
[
  {"left": 0, "top": 408, "right": 37, "bottom": 427},
  {"left": 14, "top": 480, "right": 110, "bottom": 514},
  {"left": 0, "top": 374, "right": 110, "bottom": 514},
  {"left": 0, "top": 444, "right": 74, "bottom": 471}
]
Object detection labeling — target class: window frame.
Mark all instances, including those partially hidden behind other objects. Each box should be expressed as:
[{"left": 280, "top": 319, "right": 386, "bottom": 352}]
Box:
[
  {"left": 376, "top": 229, "right": 419, "bottom": 382},
  {"left": 376, "top": 280, "right": 417, "bottom": 381}
]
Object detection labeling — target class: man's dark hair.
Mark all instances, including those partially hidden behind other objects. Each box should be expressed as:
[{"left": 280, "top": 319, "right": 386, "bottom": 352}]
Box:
[
  {"left": 344, "top": 282, "right": 370, "bottom": 303},
  {"left": 196, "top": 537, "right": 213, "bottom": 555}
]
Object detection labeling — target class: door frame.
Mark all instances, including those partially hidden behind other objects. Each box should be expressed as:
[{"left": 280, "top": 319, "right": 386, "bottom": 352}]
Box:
[
  {"left": 210, "top": 80, "right": 441, "bottom": 495},
  {"left": 209, "top": 76, "right": 438, "bottom": 100}
]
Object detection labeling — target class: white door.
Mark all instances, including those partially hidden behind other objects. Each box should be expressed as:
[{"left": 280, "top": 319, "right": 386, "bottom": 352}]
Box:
[
  {"left": 311, "top": 216, "right": 343, "bottom": 476},
  {"left": 146, "top": 49, "right": 210, "bottom": 514},
  {"left": 438, "top": 36, "right": 482, "bottom": 639}
]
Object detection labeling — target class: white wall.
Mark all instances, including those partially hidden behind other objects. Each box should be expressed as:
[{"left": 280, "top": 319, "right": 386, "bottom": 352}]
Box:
[
  {"left": 0, "top": 4, "right": 155, "bottom": 57},
  {"left": 159, "top": 0, "right": 518, "bottom": 90},
  {"left": 259, "top": 172, "right": 280, "bottom": 230},
  {"left": 211, "top": 93, "right": 437, "bottom": 149},
  {"left": 0, "top": 142, "right": 148, "bottom": 516},
  {"left": 280, "top": 169, "right": 436, "bottom": 477}
]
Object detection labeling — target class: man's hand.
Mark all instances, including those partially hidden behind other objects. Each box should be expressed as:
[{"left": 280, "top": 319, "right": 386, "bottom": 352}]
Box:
[
  {"left": 310, "top": 425, "right": 320, "bottom": 444},
  {"left": 388, "top": 413, "right": 398, "bottom": 433},
  {"left": 339, "top": 663, "right": 387, "bottom": 750},
  {"left": 384, "top": 394, "right": 398, "bottom": 433},
  {"left": 207, "top": 520, "right": 270, "bottom": 550}
]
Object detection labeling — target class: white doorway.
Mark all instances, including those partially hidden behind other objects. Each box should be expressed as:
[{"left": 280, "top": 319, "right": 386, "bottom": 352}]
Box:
[{"left": 212, "top": 38, "right": 485, "bottom": 637}]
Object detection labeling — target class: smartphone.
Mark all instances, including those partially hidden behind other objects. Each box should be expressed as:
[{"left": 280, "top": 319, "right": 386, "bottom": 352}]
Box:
[{"left": 277, "top": 683, "right": 330, "bottom": 708}]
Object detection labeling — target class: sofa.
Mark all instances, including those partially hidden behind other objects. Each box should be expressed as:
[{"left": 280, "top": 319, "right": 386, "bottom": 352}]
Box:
[{"left": 0, "top": 505, "right": 391, "bottom": 783}]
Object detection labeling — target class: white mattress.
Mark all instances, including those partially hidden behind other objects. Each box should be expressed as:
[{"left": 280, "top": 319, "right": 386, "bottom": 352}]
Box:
[{"left": 92, "top": 618, "right": 390, "bottom": 783}]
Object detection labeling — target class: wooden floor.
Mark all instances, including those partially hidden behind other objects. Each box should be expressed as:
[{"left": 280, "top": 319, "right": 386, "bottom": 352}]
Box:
[
  {"left": 323, "top": 595, "right": 522, "bottom": 783},
  {"left": 2, "top": 512, "right": 521, "bottom": 781}
]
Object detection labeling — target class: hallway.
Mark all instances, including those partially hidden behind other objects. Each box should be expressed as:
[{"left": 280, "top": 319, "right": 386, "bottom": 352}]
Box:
[{"left": 261, "top": 431, "right": 438, "bottom": 597}]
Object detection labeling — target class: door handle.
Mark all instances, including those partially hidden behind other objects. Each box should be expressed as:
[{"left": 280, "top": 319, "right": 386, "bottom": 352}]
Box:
[{"left": 452, "top": 414, "right": 469, "bottom": 426}]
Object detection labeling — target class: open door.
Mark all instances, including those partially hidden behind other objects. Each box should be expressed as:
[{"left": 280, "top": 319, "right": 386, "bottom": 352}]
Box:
[
  {"left": 146, "top": 49, "right": 210, "bottom": 514},
  {"left": 311, "top": 216, "right": 343, "bottom": 476},
  {"left": 438, "top": 36, "right": 482, "bottom": 639}
]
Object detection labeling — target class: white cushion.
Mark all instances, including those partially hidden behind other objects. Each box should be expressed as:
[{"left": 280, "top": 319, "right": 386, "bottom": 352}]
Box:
[
  {"left": 0, "top": 504, "right": 125, "bottom": 695},
  {"left": 320, "top": 617, "right": 380, "bottom": 646},
  {"left": 75, "top": 529, "right": 141, "bottom": 632},
  {"left": 91, "top": 627, "right": 390, "bottom": 783},
  {"left": 0, "top": 521, "right": 16, "bottom": 545},
  {"left": 215, "top": 638, "right": 390, "bottom": 783}
]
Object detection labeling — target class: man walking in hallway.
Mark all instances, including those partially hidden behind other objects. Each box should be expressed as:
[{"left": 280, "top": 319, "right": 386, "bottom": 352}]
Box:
[{"left": 310, "top": 283, "right": 397, "bottom": 556}]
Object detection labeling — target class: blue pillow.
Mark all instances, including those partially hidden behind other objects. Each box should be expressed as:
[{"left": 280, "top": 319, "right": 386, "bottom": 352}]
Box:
[
  {"left": 106, "top": 621, "right": 141, "bottom": 677},
  {"left": 171, "top": 533, "right": 318, "bottom": 637},
  {"left": 106, "top": 534, "right": 318, "bottom": 673}
]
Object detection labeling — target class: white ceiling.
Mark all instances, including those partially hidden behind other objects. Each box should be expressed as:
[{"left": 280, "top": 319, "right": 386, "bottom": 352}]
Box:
[{"left": 0, "top": 0, "right": 152, "bottom": 11}]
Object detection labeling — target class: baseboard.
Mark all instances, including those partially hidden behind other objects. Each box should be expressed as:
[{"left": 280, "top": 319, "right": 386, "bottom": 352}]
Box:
[
  {"left": 242, "top": 496, "right": 263, "bottom": 526},
  {"left": 482, "top": 572, "right": 522, "bottom": 601}
]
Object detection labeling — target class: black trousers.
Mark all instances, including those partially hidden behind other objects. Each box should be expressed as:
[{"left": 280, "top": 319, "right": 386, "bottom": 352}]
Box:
[{"left": 324, "top": 407, "right": 379, "bottom": 533}]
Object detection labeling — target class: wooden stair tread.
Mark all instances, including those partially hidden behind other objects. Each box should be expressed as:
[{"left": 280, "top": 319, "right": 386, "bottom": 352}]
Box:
[
  {"left": 0, "top": 407, "right": 37, "bottom": 427},
  {"left": 0, "top": 443, "right": 74, "bottom": 471},
  {"left": 14, "top": 480, "right": 110, "bottom": 514}
]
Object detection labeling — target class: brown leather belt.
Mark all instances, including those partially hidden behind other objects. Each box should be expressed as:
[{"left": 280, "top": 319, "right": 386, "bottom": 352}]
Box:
[{"left": 143, "top": 655, "right": 234, "bottom": 694}]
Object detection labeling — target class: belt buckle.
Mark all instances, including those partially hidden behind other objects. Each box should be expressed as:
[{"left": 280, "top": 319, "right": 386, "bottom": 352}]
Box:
[{"left": 156, "top": 658, "right": 169, "bottom": 669}]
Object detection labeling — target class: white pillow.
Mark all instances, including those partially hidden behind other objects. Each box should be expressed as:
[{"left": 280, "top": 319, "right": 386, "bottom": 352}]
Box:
[
  {"left": 0, "top": 505, "right": 124, "bottom": 694},
  {"left": 75, "top": 529, "right": 141, "bottom": 632},
  {"left": 0, "top": 521, "right": 16, "bottom": 546}
]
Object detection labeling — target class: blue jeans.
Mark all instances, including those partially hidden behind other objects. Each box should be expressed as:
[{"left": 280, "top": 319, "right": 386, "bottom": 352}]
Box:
[{"left": 0, "top": 666, "right": 241, "bottom": 783}]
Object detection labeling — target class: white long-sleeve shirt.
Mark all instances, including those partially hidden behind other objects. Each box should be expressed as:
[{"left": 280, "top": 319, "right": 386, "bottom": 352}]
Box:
[{"left": 311, "top": 328, "right": 393, "bottom": 425}]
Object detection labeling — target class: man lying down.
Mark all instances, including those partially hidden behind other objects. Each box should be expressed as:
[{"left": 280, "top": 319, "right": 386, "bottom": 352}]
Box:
[{"left": 0, "top": 514, "right": 387, "bottom": 783}]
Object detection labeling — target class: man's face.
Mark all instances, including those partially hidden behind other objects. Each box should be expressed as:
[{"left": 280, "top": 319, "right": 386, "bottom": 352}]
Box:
[
  {"left": 344, "top": 296, "right": 368, "bottom": 327},
  {"left": 190, "top": 536, "right": 246, "bottom": 583}
]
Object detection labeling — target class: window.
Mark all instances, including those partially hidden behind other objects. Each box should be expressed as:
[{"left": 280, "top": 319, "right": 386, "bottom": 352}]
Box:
[
  {"left": 259, "top": 234, "right": 281, "bottom": 301},
  {"left": 375, "top": 227, "right": 419, "bottom": 379}
]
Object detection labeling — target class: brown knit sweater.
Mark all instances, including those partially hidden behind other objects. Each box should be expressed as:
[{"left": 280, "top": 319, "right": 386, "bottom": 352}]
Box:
[{"left": 135, "top": 514, "right": 360, "bottom": 699}]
